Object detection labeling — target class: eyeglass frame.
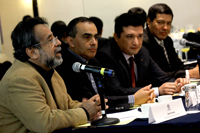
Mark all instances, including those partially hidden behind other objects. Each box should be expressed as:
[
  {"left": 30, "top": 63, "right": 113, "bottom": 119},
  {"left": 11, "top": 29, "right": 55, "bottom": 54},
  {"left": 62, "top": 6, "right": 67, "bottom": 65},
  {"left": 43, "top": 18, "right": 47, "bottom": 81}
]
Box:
[{"left": 32, "top": 36, "right": 59, "bottom": 47}]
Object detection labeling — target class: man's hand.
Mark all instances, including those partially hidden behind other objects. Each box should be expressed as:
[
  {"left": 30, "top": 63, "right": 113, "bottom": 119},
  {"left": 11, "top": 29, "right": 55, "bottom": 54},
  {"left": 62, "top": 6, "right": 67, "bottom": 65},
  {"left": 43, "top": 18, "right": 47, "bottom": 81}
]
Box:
[
  {"left": 175, "top": 78, "right": 190, "bottom": 92},
  {"left": 159, "top": 82, "right": 177, "bottom": 95},
  {"left": 147, "top": 92, "right": 156, "bottom": 103},
  {"left": 189, "top": 65, "right": 199, "bottom": 79},
  {"left": 134, "top": 84, "right": 155, "bottom": 105},
  {"left": 80, "top": 94, "right": 108, "bottom": 121},
  {"left": 82, "top": 97, "right": 88, "bottom": 102}
]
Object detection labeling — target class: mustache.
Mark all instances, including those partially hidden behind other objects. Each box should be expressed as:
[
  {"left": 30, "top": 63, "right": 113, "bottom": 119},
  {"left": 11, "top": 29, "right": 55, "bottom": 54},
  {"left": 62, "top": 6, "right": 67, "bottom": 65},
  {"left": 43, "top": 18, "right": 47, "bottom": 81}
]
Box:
[
  {"left": 88, "top": 45, "right": 97, "bottom": 49},
  {"left": 54, "top": 46, "right": 62, "bottom": 54}
]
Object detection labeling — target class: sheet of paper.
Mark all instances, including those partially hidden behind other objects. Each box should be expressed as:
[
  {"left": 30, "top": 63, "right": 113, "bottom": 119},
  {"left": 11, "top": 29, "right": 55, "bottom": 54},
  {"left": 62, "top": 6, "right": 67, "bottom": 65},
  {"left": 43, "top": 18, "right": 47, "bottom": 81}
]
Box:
[{"left": 76, "top": 109, "right": 142, "bottom": 128}]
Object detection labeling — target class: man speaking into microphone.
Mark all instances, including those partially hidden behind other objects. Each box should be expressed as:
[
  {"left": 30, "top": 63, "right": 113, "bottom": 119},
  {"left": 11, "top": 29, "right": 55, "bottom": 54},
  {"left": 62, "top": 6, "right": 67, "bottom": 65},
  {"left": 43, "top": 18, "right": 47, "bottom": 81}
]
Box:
[{"left": 56, "top": 16, "right": 155, "bottom": 111}]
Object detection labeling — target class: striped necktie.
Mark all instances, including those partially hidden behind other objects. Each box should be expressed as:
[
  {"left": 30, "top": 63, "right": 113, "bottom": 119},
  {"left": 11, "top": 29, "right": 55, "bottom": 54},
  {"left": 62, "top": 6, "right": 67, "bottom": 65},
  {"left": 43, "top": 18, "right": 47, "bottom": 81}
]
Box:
[{"left": 159, "top": 41, "right": 171, "bottom": 66}]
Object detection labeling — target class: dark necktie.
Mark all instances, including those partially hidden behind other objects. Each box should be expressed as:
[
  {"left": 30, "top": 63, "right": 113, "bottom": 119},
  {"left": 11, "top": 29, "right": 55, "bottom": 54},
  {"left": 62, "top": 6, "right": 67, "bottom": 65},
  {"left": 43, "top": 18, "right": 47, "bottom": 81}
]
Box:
[{"left": 129, "top": 57, "right": 136, "bottom": 87}]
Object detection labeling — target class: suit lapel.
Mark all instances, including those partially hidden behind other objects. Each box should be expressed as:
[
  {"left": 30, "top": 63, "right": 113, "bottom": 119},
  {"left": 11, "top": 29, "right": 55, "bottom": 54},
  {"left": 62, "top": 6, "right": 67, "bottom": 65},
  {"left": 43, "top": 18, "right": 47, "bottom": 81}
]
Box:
[
  {"left": 51, "top": 77, "right": 63, "bottom": 109},
  {"left": 147, "top": 29, "right": 170, "bottom": 65},
  {"left": 51, "top": 72, "right": 68, "bottom": 110},
  {"left": 134, "top": 48, "right": 145, "bottom": 86},
  {"left": 119, "top": 58, "right": 131, "bottom": 81},
  {"left": 111, "top": 43, "right": 132, "bottom": 83},
  {"left": 67, "top": 49, "right": 97, "bottom": 96}
]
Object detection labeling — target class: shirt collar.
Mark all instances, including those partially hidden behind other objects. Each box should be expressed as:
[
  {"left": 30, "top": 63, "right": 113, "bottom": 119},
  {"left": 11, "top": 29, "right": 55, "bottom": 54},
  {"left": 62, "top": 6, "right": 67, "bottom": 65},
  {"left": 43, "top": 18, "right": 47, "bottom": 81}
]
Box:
[
  {"left": 122, "top": 52, "right": 135, "bottom": 62},
  {"left": 67, "top": 48, "right": 88, "bottom": 64},
  {"left": 154, "top": 37, "right": 164, "bottom": 46}
]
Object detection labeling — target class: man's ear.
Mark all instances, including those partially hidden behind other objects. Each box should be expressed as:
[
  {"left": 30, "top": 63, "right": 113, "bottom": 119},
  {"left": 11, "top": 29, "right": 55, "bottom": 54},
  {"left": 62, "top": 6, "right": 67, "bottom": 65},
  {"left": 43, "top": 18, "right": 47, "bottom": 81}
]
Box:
[
  {"left": 66, "top": 36, "right": 75, "bottom": 48},
  {"left": 113, "top": 33, "right": 119, "bottom": 43},
  {"left": 26, "top": 47, "right": 39, "bottom": 60},
  {"left": 146, "top": 17, "right": 151, "bottom": 28}
]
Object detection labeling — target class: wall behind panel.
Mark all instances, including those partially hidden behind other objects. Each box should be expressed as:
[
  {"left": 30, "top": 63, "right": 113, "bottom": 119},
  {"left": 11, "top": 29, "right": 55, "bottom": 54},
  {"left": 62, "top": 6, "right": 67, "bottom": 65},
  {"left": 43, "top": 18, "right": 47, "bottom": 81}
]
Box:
[
  {"left": 83, "top": 0, "right": 152, "bottom": 38},
  {"left": 39, "top": 0, "right": 200, "bottom": 38},
  {"left": 38, "top": 0, "right": 84, "bottom": 25},
  {"left": 85, "top": 0, "right": 200, "bottom": 38},
  {"left": 0, "top": 0, "right": 33, "bottom": 62},
  {"left": 0, "top": 0, "right": 200, "bottom": 62}
]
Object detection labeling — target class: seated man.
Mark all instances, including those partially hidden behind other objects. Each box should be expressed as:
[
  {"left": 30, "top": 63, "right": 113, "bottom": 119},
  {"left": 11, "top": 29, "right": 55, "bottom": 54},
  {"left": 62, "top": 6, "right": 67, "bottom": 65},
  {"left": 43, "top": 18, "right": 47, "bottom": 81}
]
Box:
[
  {"left": 56, "top": 16, "right": 155, "bottom": 111},
  {"left": 0, "top": 17, "right": 102, "bottom": 132},
  {"left": 143, "top": 3, "right": 199, "bottom": 79},
  {"left": 96, "top": 13, "right": 189, "bottom": 97}
]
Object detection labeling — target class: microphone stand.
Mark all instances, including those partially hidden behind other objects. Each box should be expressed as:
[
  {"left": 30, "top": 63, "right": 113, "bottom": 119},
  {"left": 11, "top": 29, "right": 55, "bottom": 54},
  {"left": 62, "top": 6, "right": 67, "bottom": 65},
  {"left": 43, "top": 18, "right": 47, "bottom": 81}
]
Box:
[{"left": 91, "top": 75, "right": 119, "bottom": 126}]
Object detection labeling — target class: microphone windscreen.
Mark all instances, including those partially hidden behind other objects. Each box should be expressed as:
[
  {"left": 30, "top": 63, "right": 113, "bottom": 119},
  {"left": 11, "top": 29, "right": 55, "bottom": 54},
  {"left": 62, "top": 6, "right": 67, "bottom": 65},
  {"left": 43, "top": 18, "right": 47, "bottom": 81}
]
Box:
[
  {"left": 179, "top": 38, "right": 186, "bottom": 46},
  {"left": 72, "top": 62, "right": 81, "bottom": 72}
]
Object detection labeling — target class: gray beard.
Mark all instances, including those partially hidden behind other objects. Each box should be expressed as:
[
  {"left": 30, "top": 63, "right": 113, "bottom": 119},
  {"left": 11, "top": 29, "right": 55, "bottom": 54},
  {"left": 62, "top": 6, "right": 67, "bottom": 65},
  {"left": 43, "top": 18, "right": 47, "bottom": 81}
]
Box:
[{"left": 39, "top": 46, "right": 63, "bottom": 69}]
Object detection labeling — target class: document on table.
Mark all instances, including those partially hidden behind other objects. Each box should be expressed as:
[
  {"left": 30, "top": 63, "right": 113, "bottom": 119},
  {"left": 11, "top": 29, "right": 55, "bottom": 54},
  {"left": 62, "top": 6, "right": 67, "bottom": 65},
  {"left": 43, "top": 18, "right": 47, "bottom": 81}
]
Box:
[{"left": 76, "top": 109, "right": 142, "bottom": 127}]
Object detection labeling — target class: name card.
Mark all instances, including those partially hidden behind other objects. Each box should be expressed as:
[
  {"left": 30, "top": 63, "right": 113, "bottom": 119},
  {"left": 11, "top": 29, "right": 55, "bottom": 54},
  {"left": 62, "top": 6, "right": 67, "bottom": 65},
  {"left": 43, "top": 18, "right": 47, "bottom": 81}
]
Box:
[{"left": 149, "top": 98, "right": 187, "bottom": 124}]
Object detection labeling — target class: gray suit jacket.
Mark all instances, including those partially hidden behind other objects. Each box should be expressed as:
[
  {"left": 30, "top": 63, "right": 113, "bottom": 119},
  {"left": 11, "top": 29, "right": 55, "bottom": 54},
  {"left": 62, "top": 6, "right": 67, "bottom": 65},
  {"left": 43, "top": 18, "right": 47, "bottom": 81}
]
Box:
[{"left": 0, "top": 59, "right": 87, "bottom": 133}]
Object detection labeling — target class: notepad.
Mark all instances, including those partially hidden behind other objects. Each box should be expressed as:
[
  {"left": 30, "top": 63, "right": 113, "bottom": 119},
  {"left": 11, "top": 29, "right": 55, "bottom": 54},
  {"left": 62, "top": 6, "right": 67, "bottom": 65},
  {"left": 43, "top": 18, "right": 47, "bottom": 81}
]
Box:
[{"left": 76, "top": 109, "right": 142, "bottom": 127}]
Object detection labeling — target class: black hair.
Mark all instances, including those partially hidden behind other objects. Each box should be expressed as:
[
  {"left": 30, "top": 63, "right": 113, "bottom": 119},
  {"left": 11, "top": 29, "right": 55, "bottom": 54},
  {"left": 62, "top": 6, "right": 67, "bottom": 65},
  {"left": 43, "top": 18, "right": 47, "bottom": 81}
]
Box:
[
  {"left": 51, "top": 21, "right": 67, "bottom": 40},
  {"left": 22, "top": 15, "right": 32, "bottom": 21},
  {"left": 11, "top": 17, "right": 48, "bottom": 61},
  {"left": 67, "top": 17, "right": 93, "bottom": 38},
  {"left": 114, "top": 13, "right": 144, "bottom": 38},
  {"left": 128, "top": 7, "right": 147, "bottom": 23},
  {"left": 147, "top": 3, "right": 173, "bottom": 21},
  {"left": 89, "top": 17, "right": 103, "bottom": 35}
]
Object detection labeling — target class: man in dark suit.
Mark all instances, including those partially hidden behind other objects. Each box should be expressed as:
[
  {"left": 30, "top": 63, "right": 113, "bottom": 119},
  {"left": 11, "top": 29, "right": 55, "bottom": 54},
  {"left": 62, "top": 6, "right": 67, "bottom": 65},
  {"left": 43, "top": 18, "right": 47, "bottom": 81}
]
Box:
[
  {"left": 56, "top": 17, "right": 155, "bottom": 111},
  {"left": 96, "top": 13, "right": 189, "bottom": 97},
  {"left": 143, "top": 3, "right": 199, "bottom": 79}
]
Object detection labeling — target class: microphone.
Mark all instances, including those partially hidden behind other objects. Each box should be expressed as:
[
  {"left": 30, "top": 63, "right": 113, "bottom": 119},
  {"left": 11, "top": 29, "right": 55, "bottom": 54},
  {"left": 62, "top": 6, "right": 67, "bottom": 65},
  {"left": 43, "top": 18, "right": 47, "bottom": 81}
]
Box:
[
  {"left": 179, "top": 38, "right": 200, "bottom": 48},
  {"left": 72, "top": 62, "right": 115, "bottom": 77}
]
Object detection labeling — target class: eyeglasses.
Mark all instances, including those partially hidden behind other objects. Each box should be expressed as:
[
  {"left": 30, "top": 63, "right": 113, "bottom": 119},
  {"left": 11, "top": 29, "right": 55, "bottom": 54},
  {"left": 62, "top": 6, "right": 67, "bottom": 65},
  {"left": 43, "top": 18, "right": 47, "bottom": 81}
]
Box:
[{"left": 32, "top": 36, "right": 59, "bottom": 47}]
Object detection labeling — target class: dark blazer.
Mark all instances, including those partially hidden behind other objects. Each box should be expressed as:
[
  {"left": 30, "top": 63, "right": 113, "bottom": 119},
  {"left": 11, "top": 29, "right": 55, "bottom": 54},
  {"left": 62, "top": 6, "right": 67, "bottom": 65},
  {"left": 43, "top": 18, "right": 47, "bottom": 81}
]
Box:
[
  {"left": 143, "top": 28, "right": 192, "bottom": 78},
  {"left": 56, "top": 47, "right": 97, "bottom": 101},
  {"left": 95, "top": 39, "right": 175, "bottom": 96},
  {"left": 97, "top": 37, "right": 110, "bottom": 50},
  {"left": 56, "top": 46, "right": 130, "bottom": 111}
]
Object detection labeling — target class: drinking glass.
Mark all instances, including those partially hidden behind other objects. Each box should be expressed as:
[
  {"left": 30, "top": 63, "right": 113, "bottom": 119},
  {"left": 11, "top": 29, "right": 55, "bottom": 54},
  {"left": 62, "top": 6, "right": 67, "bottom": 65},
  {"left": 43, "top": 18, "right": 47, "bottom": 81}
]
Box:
[{"left": 181, "top": 46, "right": 190, "bottom": 62}]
